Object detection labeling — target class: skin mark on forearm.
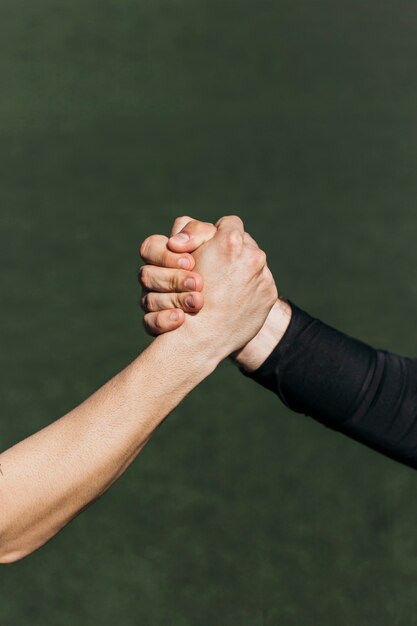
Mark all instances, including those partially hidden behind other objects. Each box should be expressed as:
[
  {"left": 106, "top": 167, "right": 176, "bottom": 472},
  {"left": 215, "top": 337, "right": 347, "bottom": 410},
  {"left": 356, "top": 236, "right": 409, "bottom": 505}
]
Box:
[{"left": 0, "top": 463, "right": 3, "bottom": 476}]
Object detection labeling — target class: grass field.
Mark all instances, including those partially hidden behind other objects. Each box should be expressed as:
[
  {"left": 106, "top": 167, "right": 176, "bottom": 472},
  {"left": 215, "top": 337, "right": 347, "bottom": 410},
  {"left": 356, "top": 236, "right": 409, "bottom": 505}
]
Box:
[{"left": 1, "top": 1, "right": 417, "bottom": 624}]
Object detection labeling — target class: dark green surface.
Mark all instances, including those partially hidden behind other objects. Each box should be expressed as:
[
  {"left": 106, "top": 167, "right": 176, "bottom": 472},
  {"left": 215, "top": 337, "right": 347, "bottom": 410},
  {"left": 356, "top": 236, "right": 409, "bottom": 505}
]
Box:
[{"left": 1, "top": 1, "right": 417, "bottom": 624}]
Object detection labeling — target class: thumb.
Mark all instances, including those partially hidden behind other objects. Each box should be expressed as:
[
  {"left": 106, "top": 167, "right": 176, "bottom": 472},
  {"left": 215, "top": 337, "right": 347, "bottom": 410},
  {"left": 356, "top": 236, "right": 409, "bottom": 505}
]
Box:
[{"left": 168, "top": 219, "right": 217, "bottom": 253}]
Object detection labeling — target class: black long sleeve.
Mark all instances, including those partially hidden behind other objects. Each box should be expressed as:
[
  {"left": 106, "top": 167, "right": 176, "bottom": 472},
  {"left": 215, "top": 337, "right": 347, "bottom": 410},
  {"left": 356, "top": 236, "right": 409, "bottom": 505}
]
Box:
[{"left": 245, "top": 303, "right": 417, "bottom": 469}]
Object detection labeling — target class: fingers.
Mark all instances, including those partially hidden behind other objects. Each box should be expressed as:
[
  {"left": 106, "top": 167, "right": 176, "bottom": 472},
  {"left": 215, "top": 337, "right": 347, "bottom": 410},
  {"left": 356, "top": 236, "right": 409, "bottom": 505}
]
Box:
[
  {"left": 143, "top": 309, "right": 185, "bottom": 336},
  {"left": 216, "top": 215, "right": 244, "bottom": 234},
  {"left": 249, "top": 247, "right": 267, "bottom": 274},
  {"left": 140, "top": 234, "right": 195, "bottom": 270},
  {"left": 139, "top": 265, "right": 204, "bottom": 293},
  {"left": 242, "top": 232, "right": 269, "bottom": 273},
  {"left": 214, "top": 216, "right": 245, "bottom": 255},
  {"left": 243, "top": 232, "right": 260, "bottom": 249},
  {"left": 170, "top": 216, "right": 193, "bottom": 237},
  {"left": 141, "top": 290, "right": 204, "bottom": 313},
  {"left": 168, "top": 218, "right": 217, "bottom": 253}
]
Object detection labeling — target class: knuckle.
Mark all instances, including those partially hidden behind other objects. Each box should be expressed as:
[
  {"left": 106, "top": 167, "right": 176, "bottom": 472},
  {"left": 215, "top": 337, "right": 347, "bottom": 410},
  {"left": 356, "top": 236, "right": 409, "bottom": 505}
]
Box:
[
  {"left": 143, "top": 315, "right": 155, "bottom": 336},
  {"left": 141, "top": 267, "right": 159, "bottom": 290},
  {"left": 251, "top": 249, "right": 267, "bottom": 270},
  {"left": 228, "top": 215, "right": 244, "bottom": 228},
  {"left": 219, "top": 215, "right": 244, "bottom": 229},
  {"left": 139, "top": 237, "right": 151, "bottom": 259},
  {"left": 144, "top": 293, "right": 154, "bottom": 311},
  {"left": 138, "top": 266, "right": 149, "bottom": 287},
  {"left": 174, "top": 294, "right": 184, "bottom": 309},
  {"left": 169, "top": 272, "right": 180, "bottom": 292},
  {"left": 257, "top": 249, "right": 267, "bottom": 266},
  {"left": 140, "top": 235, "right": 166, "bottom": 260},
  {"left": 224, "top": 229, "right": 243, "bottom": 251}
]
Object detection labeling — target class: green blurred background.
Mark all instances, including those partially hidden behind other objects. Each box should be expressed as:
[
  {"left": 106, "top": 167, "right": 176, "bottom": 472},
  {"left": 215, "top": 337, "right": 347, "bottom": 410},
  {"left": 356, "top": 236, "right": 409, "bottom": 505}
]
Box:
[{"left": 1, "top": 1, "right": 417, "bottom": 624}]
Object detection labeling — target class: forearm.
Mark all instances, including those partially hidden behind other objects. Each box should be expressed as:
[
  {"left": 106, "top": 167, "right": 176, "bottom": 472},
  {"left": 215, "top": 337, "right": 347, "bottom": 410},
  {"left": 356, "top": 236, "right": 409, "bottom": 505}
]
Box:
[
  {"left": 0, "top": 330, "right": 217, "bottom": 563},
  {"left": 244, "top": 303, "right": 417, "bottom": 469}
]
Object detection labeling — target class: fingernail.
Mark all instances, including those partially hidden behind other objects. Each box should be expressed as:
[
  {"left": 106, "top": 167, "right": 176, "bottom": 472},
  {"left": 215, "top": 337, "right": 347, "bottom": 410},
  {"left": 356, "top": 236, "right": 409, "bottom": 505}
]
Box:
[
  {"left": 185, "top": 296, "right": 195, "bottom": 309},
  {"left": 178, "top": 257, "right": 191, "bottom": 269},
  {"left": 170, "top": 311, "right": 180, "bottom": 321},
  {"left": 171, "top": 232, "right": 190, "bottom": 243},
  {"left": 184, "top": 278, "right": 196, "bottom": 290}
]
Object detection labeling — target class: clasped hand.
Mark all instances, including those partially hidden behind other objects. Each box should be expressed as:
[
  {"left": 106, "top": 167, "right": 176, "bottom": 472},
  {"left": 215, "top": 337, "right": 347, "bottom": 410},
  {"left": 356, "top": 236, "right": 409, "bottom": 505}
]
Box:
[{"left": 139, "top": 215, "right": 279, "bottom": 363}]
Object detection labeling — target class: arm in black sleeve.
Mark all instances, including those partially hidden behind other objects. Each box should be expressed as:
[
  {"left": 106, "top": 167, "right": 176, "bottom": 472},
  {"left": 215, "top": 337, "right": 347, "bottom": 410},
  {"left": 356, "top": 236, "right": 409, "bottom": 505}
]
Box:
[{"left": 245, "top": 303, "right": 417, "bottom": 469}]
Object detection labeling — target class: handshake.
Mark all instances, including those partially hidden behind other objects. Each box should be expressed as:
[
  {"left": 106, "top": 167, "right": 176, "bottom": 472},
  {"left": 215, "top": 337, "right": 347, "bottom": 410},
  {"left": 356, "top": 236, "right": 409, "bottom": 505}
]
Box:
[
  {"left": 139, "top": 215, "right": 291, "bottom": 371},
  {"left": 139, "top": 215, "right": 417, "bottom": 476},
  {"left": 0, "top": 214, "right": 291, "bottom": 564},
  {"left": 2, "top": 213, "right": 413, "bottom": 564}
]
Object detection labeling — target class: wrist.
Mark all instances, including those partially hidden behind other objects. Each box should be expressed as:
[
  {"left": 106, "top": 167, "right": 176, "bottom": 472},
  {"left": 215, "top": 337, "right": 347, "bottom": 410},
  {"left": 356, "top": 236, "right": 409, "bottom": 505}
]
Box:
[
  {"left": 233, "top": 299, "right": 292, "bottom": 372},
  {"left": 153, "top": 322, "right": 221, "bottom": 380}
]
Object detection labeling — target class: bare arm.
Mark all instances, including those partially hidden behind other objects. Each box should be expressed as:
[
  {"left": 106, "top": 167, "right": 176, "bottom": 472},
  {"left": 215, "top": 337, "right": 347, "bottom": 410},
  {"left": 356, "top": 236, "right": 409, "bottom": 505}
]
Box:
[
  {"left": 0, "top": 332, "right": 216, "bottom": 564},
  {"left": 0, "top": 216, "right": 276, "bottom": 564}
]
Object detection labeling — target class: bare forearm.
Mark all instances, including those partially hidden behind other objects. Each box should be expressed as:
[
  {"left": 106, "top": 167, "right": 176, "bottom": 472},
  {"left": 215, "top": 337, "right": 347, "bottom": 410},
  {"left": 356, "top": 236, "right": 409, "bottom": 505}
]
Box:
[{"left": 0, "top": 330, "right": 216, "bottom": 564}]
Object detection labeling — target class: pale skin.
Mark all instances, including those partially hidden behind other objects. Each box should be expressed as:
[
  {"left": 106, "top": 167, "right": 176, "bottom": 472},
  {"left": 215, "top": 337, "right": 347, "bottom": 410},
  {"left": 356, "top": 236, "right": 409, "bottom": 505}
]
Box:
[
  {"left": 0, "top": 216, "right": 277, "bottom": 564},
  {"left": 139, "top": 216, "right": 292, "bottom": 371}
]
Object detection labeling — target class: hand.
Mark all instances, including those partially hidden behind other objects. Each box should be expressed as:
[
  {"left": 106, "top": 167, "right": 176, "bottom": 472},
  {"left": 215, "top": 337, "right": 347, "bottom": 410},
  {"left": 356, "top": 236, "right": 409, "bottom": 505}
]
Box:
[
  {"left": 139, "top": 216, "right": 291, "bottom": 369},
  {"left": 139, "top": 216, "right": 215, "bottom": 335},
  {"left": 140, "top": 216, "right": 278, "bottom": 362}
]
